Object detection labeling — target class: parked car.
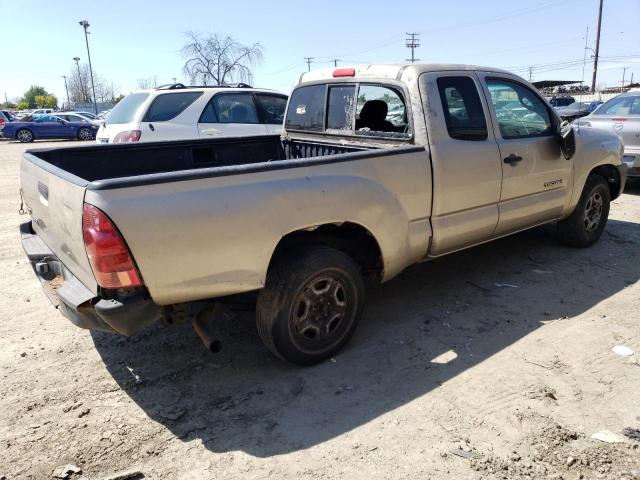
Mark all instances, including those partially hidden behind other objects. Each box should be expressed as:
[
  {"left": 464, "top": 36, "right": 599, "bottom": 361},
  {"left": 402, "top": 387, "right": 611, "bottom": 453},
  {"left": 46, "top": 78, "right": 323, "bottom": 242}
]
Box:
[
  {"left": 0, "top": 110, "right": 17, "bottom": 129},
  {"left": 56, "top": 111, "right": 102, "bottom": 126},
  {"left": 95, "top": 84, "right": 288, "bottom": 143},
  {"left": 1, "top": 114, "right": 98, "bottom": 142},
  {"left": 75, "top": 111, "right": 100, "bottom": 120},
  {"left": 19, "top": 63, "right": 625, "bottom": 365},
  {"left": 97, "top": 109, "right": 111, "bottom": 119},
  {"left": 548, "top": 96, "right": 576, "bottom": 108},
  {"left": 575, "top": 92, "right": 640, "bottom": 178},
  {"left": 556, "top": 101, "right": 604, "bottom": 122},
  {"left": 31, "top": 108, "right": 54, "bottom": 115}
]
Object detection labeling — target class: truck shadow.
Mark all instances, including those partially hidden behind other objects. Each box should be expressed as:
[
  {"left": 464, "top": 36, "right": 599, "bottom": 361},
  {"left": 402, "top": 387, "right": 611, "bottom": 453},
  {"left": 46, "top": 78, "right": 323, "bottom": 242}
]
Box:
[{"left": 92, "top": 218, "right": 640, "bottom": 457}]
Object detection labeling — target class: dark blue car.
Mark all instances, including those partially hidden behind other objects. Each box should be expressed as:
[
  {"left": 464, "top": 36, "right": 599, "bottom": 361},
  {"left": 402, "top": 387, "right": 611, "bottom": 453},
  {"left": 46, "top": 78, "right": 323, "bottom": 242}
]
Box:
[{"left": 0, "top": 114, "right": 99, "bottom": 143}]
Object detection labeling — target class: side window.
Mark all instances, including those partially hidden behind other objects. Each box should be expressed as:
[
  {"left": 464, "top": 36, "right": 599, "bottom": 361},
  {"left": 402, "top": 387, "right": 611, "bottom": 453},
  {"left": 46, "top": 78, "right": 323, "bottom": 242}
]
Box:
[
  {"left": 595, "top": 95, "right": 640, "bottom": 115},
  {"left": 486, "top": 79, "right": 553, "bottom": 139},
  {"left": 436, "top": 76, "right": 488, "bottom": 141},
  {"left": 285, "top": 84, "right": 326, "bottom": 132},
  {"left": 327, "top": 85, "right": 355, "bottom": 130},
  {"left": 355, "top": 85, "right": 408, "bottom": 136},
  {"left": 256, "top": 94, "right": 287, "bottom": 124},
  {"left": 142, "top": 92, "right": 202, "bottom": 122},
  {"left": 208, "top": 93, "right": 259, "bottom": 124}
]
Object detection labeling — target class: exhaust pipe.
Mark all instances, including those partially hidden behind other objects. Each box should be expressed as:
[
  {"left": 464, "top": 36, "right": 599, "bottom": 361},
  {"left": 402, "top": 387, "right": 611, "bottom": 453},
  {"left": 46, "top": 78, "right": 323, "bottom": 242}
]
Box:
[{"left": 192, "top": 307, "right": 222, "bottom": 353}]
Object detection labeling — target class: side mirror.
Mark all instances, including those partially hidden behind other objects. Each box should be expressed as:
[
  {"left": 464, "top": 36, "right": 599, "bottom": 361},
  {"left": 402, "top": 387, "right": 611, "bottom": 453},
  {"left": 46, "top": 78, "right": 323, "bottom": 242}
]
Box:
[{"left": 559, "top": 120, "right": 576, "bottom": 160}]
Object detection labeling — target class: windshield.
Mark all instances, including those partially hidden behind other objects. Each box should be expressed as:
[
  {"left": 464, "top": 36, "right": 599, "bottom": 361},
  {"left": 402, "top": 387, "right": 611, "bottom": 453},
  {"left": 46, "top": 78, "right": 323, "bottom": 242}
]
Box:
[
  {"left": 594, "top": 94, "right": 640, "bottom": 116},
  {"left": 107, "top": 93, "right": 150, "bottom": 124}
]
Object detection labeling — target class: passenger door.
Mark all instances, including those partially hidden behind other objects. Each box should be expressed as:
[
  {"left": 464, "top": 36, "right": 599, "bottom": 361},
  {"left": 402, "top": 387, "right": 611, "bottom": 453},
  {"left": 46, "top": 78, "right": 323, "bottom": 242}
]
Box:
[
  {"left": 33, "top": 115, "right": 64, "bottom": 138},
  {"left": 198, "top": 93, "right": 268, "bottom": 138},
  {"left": 478, "top": 75, "right": 573, "bottom": 235},
  {"left": 255, "top": 93, "right": 288, "bottom": 134},
  {"left": 420, "top": 72, "right": 503, "bottom": 255}
]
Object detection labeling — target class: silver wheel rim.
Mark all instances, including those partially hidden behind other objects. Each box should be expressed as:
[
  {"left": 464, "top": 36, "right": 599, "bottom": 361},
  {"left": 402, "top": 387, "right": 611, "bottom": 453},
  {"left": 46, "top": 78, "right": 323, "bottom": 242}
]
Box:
[
  {"left": 292, "top": 275, "right": 348, "bottom": 342},
  {"left": 17, "top": 130, "right": 31, "bottom": 142},
  {"left": 79, "top": 128, "right": 91, "bottom": 140},
  {"left": 584, "top": 191, "right": 603, "bottom": 232}
]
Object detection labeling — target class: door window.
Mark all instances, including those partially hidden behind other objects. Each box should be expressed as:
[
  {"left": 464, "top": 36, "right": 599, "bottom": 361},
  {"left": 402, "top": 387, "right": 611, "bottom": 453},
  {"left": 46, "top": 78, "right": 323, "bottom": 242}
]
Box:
[
  {"left": 255, "top": 94, "right": 287, "bottom": 124},
  {"left": 436, "top": 76, "right": 488, "bottom": 141},
  {"left": 142, "top": 92, "right": 202, "bottom": 122},
  {"left": 200, "top": 93, "right": 260, "bottom": 124},
  {"left": 486, "top": 79, "right": 553, "bottom": 139}
]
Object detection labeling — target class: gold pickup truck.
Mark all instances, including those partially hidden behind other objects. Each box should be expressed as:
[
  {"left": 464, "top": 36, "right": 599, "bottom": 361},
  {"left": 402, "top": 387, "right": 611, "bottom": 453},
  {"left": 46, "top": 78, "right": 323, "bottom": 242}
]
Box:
[{"left": 19, "top": 63, "right": 626, "bottom": 365}]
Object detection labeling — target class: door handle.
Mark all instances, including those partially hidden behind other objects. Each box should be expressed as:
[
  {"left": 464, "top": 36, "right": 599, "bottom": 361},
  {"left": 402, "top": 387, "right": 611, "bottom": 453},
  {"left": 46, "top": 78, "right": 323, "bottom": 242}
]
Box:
[
  {"left": 201, "top": 128, "right": 221, "bottom": 135},
  {"left": 503, "top": 154, "right": 523, "bottom": 165}
]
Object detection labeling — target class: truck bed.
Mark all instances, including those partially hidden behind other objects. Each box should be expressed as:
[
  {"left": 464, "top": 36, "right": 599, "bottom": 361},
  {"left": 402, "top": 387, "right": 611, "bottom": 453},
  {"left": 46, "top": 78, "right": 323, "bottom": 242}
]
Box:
[{"left": 25, "top": 135, "right": 370, "bottom": 188}]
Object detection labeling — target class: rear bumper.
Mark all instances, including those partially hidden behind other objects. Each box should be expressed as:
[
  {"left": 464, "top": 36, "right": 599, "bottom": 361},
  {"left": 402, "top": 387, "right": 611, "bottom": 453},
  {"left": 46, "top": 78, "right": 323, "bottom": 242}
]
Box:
[{"left": 20, "top": 221, "right": 164, "bottom": 335}]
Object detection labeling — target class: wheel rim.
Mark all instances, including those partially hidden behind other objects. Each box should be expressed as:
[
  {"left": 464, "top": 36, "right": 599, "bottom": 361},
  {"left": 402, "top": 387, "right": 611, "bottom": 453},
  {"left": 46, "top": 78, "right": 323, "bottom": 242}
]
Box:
[
  {"left": 584, "top": 190, "right": 604, "bottom": 232},
  {"left": 291, "top": 274, "right": 350, "bottom": 346},
  {"left": 79, "top": 128, "right": 91, "bottom": 140},
  {"left": 17, "top": 130, "right": 31, "bottom": 142}
]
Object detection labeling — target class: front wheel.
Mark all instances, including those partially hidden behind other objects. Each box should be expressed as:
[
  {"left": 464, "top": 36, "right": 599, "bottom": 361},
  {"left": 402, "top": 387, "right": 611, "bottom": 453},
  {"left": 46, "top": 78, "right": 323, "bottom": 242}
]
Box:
[
  {"left": 256, "top": 247, "right": 366, "bottom": 366},
  {"left": 16, "top": 129, "right": 34, "bottom": 143},
  {"left": 557, "top": 174, "right": 610, "bottom": 247},
  {"left": 77, "top": 127, "right": 94, "bottom": 141}
]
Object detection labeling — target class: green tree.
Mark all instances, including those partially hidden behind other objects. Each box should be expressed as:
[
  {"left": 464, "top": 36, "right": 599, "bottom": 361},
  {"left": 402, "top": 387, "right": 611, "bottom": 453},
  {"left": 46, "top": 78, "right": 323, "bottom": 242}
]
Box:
[
  {"left": 23, "top": 86, "right": 49, "bottom": 108},
  {"left": 34, "top": 95, "right": 57, "bottom": 108},
  {"left": 17, "top": 100, "right": 29, "bottom": 110}
]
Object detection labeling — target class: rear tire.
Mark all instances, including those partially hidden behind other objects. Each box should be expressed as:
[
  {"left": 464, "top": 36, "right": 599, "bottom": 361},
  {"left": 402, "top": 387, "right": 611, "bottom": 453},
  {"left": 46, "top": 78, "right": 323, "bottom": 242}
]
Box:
[
  {"left": 16, "top": 129, "right": 33, "bottom": 143},
  {"left": 557, "top": 174, "right": 610, "bottom": 247},
  {"left": 77, "top": 127, "right": 93, "bottom": 141},
  {"left": 256, "top": 247, "right": 365, "bottom": 366}
]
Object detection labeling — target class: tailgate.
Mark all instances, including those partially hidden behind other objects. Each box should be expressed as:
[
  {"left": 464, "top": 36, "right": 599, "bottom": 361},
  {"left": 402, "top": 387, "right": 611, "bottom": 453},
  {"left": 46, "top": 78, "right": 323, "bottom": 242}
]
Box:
[{"left": 21, "top": 154, "right": 97, "bottom": 294}]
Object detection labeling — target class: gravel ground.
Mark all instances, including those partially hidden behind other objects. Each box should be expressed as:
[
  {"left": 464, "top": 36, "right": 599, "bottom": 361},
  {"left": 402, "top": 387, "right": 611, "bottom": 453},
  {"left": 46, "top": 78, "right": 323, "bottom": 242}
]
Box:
[{"left": 1, "top": 139, "right": 639, "bottom": 480}]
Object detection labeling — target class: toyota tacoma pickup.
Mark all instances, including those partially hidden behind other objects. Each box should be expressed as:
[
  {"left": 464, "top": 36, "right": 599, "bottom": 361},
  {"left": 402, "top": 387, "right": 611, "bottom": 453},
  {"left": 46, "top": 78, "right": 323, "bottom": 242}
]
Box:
[{"left": 19, "top": 63, "right": 626, "bottom": 365}]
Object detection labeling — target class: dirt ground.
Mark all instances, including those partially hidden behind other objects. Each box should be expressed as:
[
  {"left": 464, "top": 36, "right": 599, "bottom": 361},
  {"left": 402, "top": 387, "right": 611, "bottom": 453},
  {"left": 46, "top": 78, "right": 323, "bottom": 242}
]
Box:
[{"left": 1, "top": 139, "right": 639, "bottom": 480}]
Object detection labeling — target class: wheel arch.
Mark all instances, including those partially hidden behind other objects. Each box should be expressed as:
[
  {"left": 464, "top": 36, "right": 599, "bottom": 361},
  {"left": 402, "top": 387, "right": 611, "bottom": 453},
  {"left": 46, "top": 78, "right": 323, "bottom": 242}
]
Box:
[
  {"left": 268, "top": 222, "right": 385, "bottom": 283},
  {"left": 588, "top": 164, "right": 622, "bottom": 201}
]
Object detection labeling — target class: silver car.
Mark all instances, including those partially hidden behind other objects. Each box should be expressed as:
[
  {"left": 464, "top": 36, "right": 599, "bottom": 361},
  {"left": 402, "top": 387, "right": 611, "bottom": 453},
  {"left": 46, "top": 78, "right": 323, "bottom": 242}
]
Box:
[{"left": 576, "top": 92, "right": 640, "bottom": 178}]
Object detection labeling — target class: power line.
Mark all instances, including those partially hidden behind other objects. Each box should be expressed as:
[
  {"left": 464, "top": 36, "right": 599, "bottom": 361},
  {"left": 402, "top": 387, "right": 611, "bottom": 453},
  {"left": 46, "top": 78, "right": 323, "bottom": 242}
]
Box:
[
  {"left": 405, "top": 32, "right": 420, "bottom": 63},
  {"left": 304, "top": 57, "right": 314, "bottom": 72}
]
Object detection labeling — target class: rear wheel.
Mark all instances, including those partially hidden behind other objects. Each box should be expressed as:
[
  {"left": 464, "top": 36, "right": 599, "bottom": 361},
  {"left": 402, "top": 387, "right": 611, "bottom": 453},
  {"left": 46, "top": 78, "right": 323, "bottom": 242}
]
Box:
[
  {"left": 16, "top": 129, "right": 33, "bottom": 143},
  {"left": 256, "top": 247, "right": 365, "bottom": 366},
  {"left": 77, "top": 127, "right": 93, "bottom": 141},
  {"left": 557, "top": 174, "right": 610, "bottom": 247}
]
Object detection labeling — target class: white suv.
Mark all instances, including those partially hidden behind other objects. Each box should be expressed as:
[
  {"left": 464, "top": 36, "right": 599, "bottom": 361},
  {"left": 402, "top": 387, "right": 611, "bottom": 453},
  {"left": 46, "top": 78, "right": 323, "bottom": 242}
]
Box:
[{"left": 95, "top": 84, "right": 288, "bottom": 143}]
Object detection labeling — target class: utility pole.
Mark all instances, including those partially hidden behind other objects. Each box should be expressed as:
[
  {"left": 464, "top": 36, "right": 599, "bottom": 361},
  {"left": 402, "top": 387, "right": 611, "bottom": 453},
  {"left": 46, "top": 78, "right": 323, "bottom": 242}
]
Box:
[
  {"left": 621, "top": 67, "right": 627, "bottom": 92},
  {"left": 405, "top": 32, "right": 420, "bottom": 63},
  {"left": 528, "top": 67, "right": 533, "bottom": 82},
  {"left": 172, "top": 77, "right": 177, "bottom": 84},
  {"left": 304, "top": 57, "right": 314, "bottom": 72},
  {"left": 79, "top": 20, "right": 98, "bottom": 114},
  {"left": 581, "top": 26, "right": 589, "bottom": 85},
  {"left": 591, "top": 0, "right": 603, "bottom": 93},
  {"left": 331, "top": 59, "right": 340, "bottom": 67},
  {"left": 61, "top": 75, "right": 70, "bottom": 108}
]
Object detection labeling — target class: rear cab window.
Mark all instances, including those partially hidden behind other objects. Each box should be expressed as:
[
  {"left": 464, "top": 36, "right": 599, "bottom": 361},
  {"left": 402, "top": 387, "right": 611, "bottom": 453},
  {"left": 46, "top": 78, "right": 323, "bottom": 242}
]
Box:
[
  {"left": 107, "top": 92, "right": 150, "bottom": 124},
  {"left": 142, "top": 92, "right": 202, "bottom": 122},
  {"left": 285, "top": 82, "right": 410, "bottom": 139}
]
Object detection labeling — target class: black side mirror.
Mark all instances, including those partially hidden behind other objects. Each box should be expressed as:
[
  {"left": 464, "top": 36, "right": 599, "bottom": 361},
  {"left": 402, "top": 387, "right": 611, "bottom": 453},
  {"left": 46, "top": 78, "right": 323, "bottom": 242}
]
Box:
[{"left": 559, "top": 120, "right": 575, "bottom": 160}]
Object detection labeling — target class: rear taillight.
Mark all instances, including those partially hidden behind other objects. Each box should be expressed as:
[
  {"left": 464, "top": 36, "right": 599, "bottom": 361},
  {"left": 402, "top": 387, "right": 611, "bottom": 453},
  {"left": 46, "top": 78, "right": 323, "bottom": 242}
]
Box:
[
  {"left": 113, "top": 130, "right": 141, "bottom": 143},
  {"left": 82, "top": 203, "right": 142, "bottom": 289},
  {"left": 0, "top": 119, "right": 5, "bottom": 129}
]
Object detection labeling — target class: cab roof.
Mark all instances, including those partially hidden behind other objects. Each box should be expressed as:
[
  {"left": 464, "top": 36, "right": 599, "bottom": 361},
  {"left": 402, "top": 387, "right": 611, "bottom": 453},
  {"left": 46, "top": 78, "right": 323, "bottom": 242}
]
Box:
[{"left": 298, "top": 63, "right": 515, "bottom": 85}]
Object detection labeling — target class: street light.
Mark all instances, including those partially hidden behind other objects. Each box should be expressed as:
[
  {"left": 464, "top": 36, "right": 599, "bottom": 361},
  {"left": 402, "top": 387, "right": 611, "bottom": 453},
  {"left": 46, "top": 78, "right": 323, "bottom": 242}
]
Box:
[
  {"left": 61, "top": 75, "right": 70, "bottom": 109},
  {"left": 78, "top": 20, "right": 98, "bottom": 114}
]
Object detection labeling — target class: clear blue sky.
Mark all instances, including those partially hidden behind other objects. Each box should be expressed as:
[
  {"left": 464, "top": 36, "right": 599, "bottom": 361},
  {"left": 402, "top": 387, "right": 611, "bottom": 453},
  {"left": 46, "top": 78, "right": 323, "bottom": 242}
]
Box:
[{"left": 1, "top": 0, "right": 638, "bottom": 103}]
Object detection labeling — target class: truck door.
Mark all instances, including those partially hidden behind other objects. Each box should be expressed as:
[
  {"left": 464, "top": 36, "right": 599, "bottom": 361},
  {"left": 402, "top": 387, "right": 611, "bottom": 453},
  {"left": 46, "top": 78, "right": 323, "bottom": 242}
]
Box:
[
  {"left": 420, "top": 72, "right": 502, "bottom": 255},
  {"left": 198, "top": 93, "right": 268, "bottom": 138},
  {"left": 477, "top": 74, "right": 573, "bottom": 235}
]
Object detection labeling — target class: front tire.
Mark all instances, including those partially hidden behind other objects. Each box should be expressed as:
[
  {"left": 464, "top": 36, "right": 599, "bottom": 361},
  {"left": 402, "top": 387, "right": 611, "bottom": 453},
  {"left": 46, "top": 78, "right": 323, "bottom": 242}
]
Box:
[
  {"left": 557, "top": 174, "right": 610, "bottom": 247},
  {"left": 16, "top": 129, "right": 34, "bottom": 143},
  {"left": 256, "top": 247, "right": 366, "bottom": 366},
  {"left": 77, "top": 127, "right": 93, "bottom": 141}
]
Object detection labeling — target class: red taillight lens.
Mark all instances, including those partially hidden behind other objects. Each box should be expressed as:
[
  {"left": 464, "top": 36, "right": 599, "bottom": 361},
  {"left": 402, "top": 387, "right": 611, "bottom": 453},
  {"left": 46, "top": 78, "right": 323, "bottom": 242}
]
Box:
[
  {"left": 82, "top": 203, "right": 142, "bottom": 289},
  {"left": 113, "top": 130, "right": 141, "bottom": 143},
  {"left": 0, "top": 119, "right": 5, "bottom": 129},
  {"left": 333, "top": 68, "right": 356, "bottom": 77}
]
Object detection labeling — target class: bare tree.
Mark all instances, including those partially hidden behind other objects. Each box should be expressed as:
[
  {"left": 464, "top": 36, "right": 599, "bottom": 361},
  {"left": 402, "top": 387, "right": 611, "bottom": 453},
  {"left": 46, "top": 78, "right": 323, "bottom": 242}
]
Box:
[
  {"left": 136, "top": 76, "right": 158, "bottom": 89},
  {"left": 68, "top": 63, "right": 118, "bottom": 104},
  {"left": 181, "top": 31, "right": 263, "bottom": 85}
]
